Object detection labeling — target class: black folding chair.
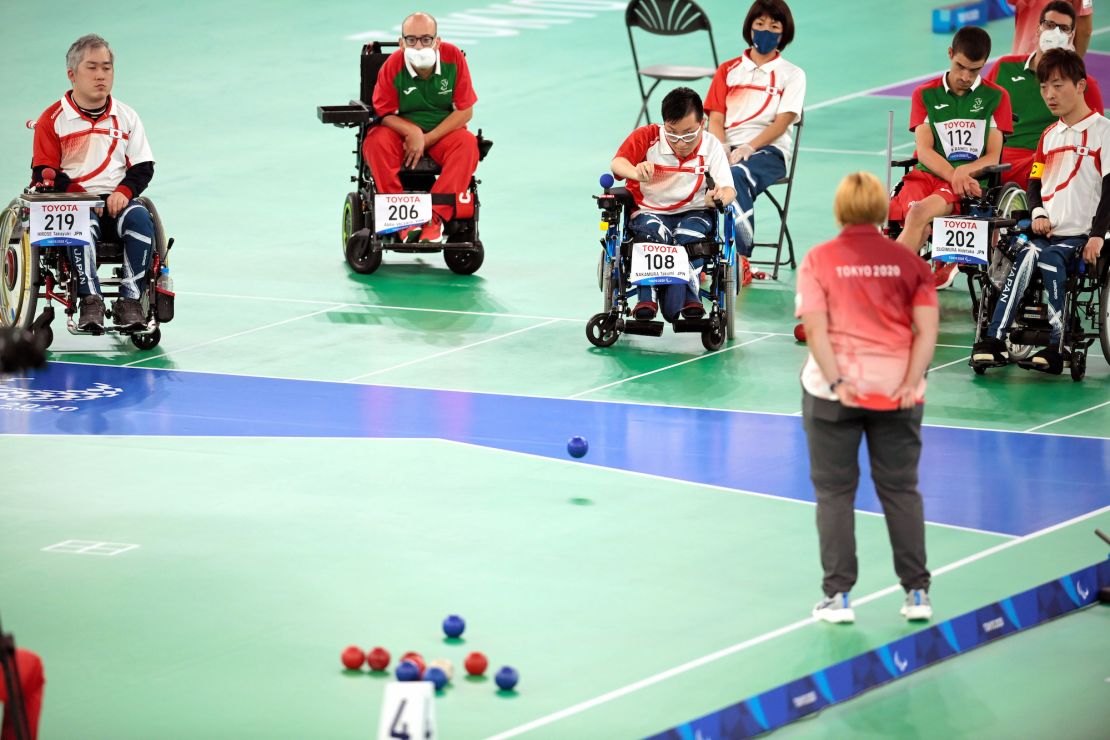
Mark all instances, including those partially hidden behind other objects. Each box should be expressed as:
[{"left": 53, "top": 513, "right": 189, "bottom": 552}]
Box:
[
  {"left": 626, "top": 0, "right": 719, "bottom": 127},
  {"left": 749, "top": 112, "right": 803, "bottom": 280}
]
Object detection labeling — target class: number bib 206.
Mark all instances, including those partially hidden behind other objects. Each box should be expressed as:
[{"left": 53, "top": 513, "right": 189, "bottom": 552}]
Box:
[
  {"left": 937, "top": 118, "right": 986, "bottom": 162},
  {"left": 374, "top": 194, "right": 431, "bottom": 234},
  {"left": 629, "top": 242, "right": 691, "bottom": 286},
  {"left": 932, "top": 217, "right": 989, "bottom": 265},
  {"left": 28, "top": 201, "right": 92, "bottom": 247}
]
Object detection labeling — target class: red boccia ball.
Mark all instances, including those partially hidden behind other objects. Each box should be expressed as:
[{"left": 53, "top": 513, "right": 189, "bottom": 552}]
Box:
[
  {"left": 464, "top": 651, "right": 489, "bottom": 676},
  {"left": 341, "top": 646, "right": 365, "bottom": 670},
  {"left": 367, "top": 646, "right": 391, "bottom": 671},
  {"left": 793, "top": 323, "right": 806, "bottom": 343}
]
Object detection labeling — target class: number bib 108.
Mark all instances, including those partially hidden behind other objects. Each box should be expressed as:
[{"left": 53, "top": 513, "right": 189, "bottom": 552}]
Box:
[
  {"left": 374, "top": 194, "right": 432, "bottom": 234},
  {"left": 28, "top": 201, "right": 92, "bottom": 247},
  {"left": 629, "top": 242, "right": 691, "bottom": 286},
  {"left": 932, "top": 217, "right": 989, "bottom": 265}
]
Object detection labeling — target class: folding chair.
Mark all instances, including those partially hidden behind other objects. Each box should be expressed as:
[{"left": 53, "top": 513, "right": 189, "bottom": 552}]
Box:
[
  {"left": 749, "top": 112, "right": 803, "bottom": 280},
  {"left": 626, "top": 0, "right": 719, "bottom": 128}
]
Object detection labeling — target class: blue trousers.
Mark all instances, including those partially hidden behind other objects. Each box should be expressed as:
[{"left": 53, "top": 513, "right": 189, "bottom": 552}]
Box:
[
  {"left": 730, "top": 146, "right": 786, "bottom": 258},
  {"left": 987, "top": 235, "right": 1084, "bottom": 345},
  {"left": 629, "top": 210, "right": 714, "bottom": 322},
  {"left": 68, "top": 200, "right": 155, "bottom": 299}
]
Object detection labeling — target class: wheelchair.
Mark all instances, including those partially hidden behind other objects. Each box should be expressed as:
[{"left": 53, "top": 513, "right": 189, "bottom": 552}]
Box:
[
  {"left": 970, "top": 233, "right": 1109, "bottom": 381},
  {"left": 0, "top": 188, "right": 173, "bottom": 351},
  {"left": 586, "top": 175, "right": 737, "bottom": 352},
  {"left": 317, "top": 41, "right": 492, "bottom": 276}
]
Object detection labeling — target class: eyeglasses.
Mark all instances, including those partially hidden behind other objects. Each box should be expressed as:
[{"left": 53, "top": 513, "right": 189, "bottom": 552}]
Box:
[
  {"left": 1040, "top": 19, "right": 1073, "bottom": 33},
  {"left": 663, "top": 128, "right": 701, "bottom": 143},
  {"left": 403, "top": 35, "right": 437, "bottom": 47}
]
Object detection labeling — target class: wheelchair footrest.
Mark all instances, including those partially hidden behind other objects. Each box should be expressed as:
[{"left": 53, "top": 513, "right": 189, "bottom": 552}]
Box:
[
  {"left": 672, "top": 318, "right": 714, "bottom": 333},
  {"left": 621, "top": 319, "right": 665, "bottom": 337}
]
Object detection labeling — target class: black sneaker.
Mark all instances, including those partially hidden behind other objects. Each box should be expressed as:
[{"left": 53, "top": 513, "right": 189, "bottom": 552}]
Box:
[
  {"left": 77, "top": 295, "right": 105, "bottom": 334},
  {"left": 112, "top": 297, "right": 145, "bottom": 330},
  {"left": 1025, "top": 346, "right": 1064, "bottom": 375},
  {"left": 971, "top": 337, "right": 1008, "bottom": 366}
]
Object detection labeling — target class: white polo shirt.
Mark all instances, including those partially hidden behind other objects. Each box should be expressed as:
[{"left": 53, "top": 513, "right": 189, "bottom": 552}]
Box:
[
  {"left": 31, "top": 93, "right": 154, "bottom": 196},
  {"left": 1031, "top": 111, "right": 1110, "bottom": 237},
  {"left": 704, "top": 51, "right": 806, "bottom": 166},
  {"left": 614, "top": 125, "right": 735, "bottom": 214}
]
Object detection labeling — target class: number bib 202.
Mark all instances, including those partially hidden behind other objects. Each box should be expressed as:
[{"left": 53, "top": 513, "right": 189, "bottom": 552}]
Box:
[
  {"left": 629, "top": 242, "right": 691, "bottom": 286},
  {"left": 932, "top": 217, "right": 989, "bottom": 265},
  {"left": 374, "top": 194, "right": 431, "bottom": 234},
  {"left": 28, "top": 201, "right": 92, "bottom": 248}
]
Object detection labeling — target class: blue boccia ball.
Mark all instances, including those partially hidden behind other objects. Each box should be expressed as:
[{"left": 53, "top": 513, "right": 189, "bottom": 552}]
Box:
[
  {"left": 567, "top": 436, "right": 588, "bottom": 459},
  {"left": 443, "top": 614, "right": 466, "bottom": 638},
  {"left": 424, "top": 666, "right": 448, "bottom": 691},
  {"left": 495, "top": 666, "right": 519, "bottom": 691},
  {"left": 396, "top": 660, "right": 420, "bottom": 682}
]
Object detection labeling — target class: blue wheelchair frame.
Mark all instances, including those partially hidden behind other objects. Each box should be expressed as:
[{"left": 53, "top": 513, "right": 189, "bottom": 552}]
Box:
[{"left": 586, "top": 176, "right": 737, "bottom": 352}]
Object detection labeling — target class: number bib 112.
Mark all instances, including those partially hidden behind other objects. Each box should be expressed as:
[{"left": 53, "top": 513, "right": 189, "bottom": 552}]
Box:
[
  {"left": 937, "top": 118, "right": 986, "bottom": 162},
  {"left": 28, "top": 201, "right": 92, "bottom": 247},
  {"left": 374, "top": 194, "right": 432, "bottom": 234},
  {"left": 932, "top": 217, "right": 989, "bottom": 265},
  {"left": 629, "top": 242, "right": 692, "bottom": 286}
]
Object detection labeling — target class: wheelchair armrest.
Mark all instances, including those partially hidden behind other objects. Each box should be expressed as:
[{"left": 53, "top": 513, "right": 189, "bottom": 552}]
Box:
[
  {"left": 476, "top": 128, "right": 493, "bottom": 161},
  {"left": 317, "top": 102, "right": 371, "bottom": 127},
  {"left": 891, "top": 157, "right": 918, "bottom": 169},
  {"left": 607, "top": 186, "right": 636, "bottom": 211},
  {"left": 975, "top": 163, "right": 1012, "bottom": 177}
]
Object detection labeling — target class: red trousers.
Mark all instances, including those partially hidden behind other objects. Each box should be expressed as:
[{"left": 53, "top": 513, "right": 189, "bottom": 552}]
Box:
[
  {"left": 0, "top": 648, "right": 44, "bottom": 740},
  {"left": 363, "top": 126, "right": 479, "bottom": 223}
]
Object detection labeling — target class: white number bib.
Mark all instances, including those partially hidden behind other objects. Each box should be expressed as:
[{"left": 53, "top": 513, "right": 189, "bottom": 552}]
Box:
[
  {"left": 937, "top": 118, "right": 986, "bottom": 162},
  {"left": 374, "top": 194, "right": 431, "bottom": 234},
  {"left": 28, "top": 201, "right": 92, "bottom": 247},
  {"left": 629, "top": 242, "right": 691, "bottom": 285},
  {"left": 932, "top": 217, "right": 989, "bottom": 265}
]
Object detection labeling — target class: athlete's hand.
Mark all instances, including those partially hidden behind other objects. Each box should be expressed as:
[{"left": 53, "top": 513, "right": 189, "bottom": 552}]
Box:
[
  {"left": 1032, "top": 216, "right": 1053, "bottom": 236},
  {"left": 951, "top": 167, "right": 980, "bottom": 198},
  {"left": 704, "top": 187, "right": 724, "bottom": 209},
  {"left": 634, "top": 161, "right": 655, "bottom": 182},
  {"left": 1083, "top": 235, "right": 1104, "bottom": 265},
  {"left": 835, "top": 379, "right": 860, "bottom": 408},
  {"left": 403, "top": 129, "right": 426, "bottom": 169},
  {"left": 890, "top": 382, "right": 920, "bottom": 410},
  {"left": 105, "top": 191, "right": 128, "bottom": 218},
  {"left": 729, "top": 143, "right": 755, "bottom": 164}
]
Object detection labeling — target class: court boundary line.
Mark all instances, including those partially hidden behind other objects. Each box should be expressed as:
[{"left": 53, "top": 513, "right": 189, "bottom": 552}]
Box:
[
  {"left": 485, "top": 504, "right": 1110, "bottom": 740},
  {"left": 1024, "top": 399, "right": 1110, "bottom": 433},
  {"left": 36, "top": 360, "right": 1110, "bottom": 442}
]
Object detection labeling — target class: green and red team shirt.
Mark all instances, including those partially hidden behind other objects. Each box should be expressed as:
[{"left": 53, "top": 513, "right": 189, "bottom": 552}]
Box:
[
  {"left": 373, "top": 42, "right": 477, "bottom": 132},
  {"left": 909, "top": 75, "right": 1013, "bottom": 176},
  {"left": 986, "top": 53, "right": 1103, "bottom": 151}
]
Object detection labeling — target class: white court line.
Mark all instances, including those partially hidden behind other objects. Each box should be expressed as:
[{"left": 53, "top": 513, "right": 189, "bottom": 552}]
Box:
[
  {"left": 1024, "top": 400, "right": 1110, "bottom": 433},
  {"left": 937, "top": 343, "right": 972, "bottom": 349},
  {"left": 486, "top": 503, "right": 1110, "bottom": 740},
  {"left": 121, "top": 304, "right": 346, "bottom": 367},
  {"left": 800, "top": 147, "right": 885, "bottom": 157},
  {"left": 343, "top": 319, "right": 561, "bottom": 382},
  {"left": 930, "top": 356, "right": 970, "bottom": 372},
  {"left": 567, "top": 334, "right": 776, "bottom": 399}
]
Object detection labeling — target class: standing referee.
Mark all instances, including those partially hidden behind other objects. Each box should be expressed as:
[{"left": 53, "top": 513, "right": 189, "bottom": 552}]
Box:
[{"left": 795, "top": 172, "right": 939, "bottom": 624}]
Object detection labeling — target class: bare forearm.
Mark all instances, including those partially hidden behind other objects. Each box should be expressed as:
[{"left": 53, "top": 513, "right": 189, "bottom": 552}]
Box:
[
  {"left": 903, "top": 308, "right": 938, "bottom": 385},
  {"left": 1076, "top": 15, "right": 1092, "bottom": 56},
  {"left": 916, "top": 148, "right": 956, "bottom": 181},
  {"left": 426, "top": 107, "right": 473, "bottom": 146},
  {"left": 708, "top": 112, "right": 726, "bottom": 146},
  {"left": 381, "top": 115, "right": 422, "bottom": 138},
  {"left": 745, "top": 113, "right": 795, "bottom": 152},
  {"left": 611, "top": 157, "right": 639, "bottom": 181}
]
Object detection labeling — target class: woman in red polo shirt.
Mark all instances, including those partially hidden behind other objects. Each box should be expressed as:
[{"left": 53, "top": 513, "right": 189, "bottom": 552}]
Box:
[{"left": 795, "top": 171, "right": 939, "bottom": 626}]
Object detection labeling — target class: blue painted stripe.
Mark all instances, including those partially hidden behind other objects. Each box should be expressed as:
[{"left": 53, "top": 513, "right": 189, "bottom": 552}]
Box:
[{"left": 1000, "top": 598, "right": 1023, "bottom": 629}]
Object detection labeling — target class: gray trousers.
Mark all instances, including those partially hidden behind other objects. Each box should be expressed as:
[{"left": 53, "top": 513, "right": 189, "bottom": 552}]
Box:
[{"left": 802, "top": 391, "right": 930, "bottom": 597}]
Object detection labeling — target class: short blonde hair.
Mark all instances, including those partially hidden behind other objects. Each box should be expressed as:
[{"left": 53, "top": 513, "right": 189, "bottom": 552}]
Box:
[{"left": 833, "top": 171, "right": 888, "bottom": 227}]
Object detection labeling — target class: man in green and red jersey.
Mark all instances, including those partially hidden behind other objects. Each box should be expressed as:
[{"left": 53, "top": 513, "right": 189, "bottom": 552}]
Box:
[
  {"left": 988, "top": 1, "right": 1103, "bottom": 190},
  {"left": 889, "top": 26, "right": 1013, "bottom": 289},
  {"left": 364, "top": 12, "right": 478, "bottom": 243}
]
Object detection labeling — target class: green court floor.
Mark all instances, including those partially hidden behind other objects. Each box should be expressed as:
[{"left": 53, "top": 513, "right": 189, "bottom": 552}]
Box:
[{"left": 2, "top": 1, "right": 1109, "bottom": 738}]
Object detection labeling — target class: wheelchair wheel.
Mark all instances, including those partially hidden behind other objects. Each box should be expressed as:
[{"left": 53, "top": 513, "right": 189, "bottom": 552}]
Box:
[
  {"left": 0, "top": 200, "right": 37, "bottom": 331},
  {"left": 345, "top": 232, "right": 383, "bottom": 274},
  {"left": 130, "top": 327, "right": 161, "bottom": 350},
  {"left": 1101, "top": 277, "right": 1110, "bottom": 363},
  {"left": 701, "top": 325, "right": 725, "bottom": 352},
  {"left": 585, "top": 312, "right": 619, "bottom": 348},
  {"left": 973, "top": 364, "right": 987, "bottom": 375},
  {"left": 1069, "top": 350, "right": 1086, "bottom": 381},
  {"left": 341, "top": 192, "right": 364, "bottom": 258},
  {"left": 444, "top": 239, "right": 484, "bottom": 275},
  {"left": 723, "top": 262, "right": 736, "bottom": 340},
  {"left": 137, "top": 196, "right": 169, "bottom": 263}
]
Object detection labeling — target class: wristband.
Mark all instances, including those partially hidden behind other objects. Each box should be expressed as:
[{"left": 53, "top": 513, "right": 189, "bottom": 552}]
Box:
[{"left": 829, "top": 377, "right": 844, "bottom": 393}]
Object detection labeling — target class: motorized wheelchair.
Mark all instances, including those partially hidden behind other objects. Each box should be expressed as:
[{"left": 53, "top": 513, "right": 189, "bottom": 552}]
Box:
[
  {"left": 317, "top": 41, "right": 492, "bottom": 276},
  {"left": 0, "top": 182, "right": 173, "bottom": 351},
  {"left": 585, "top": 174, "right": 737, "bottom": 352}
]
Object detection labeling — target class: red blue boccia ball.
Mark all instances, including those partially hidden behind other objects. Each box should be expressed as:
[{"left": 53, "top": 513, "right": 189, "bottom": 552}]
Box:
[
  {"left": 567, "top": 436, "right": 588, "bottom": 459},
  {"left": 443, "top": 614, "right": 465, "bottom": 638},
  {"left": 396, "top": 660, "right": 421, "bottom": 682},
  {"left": 424, "top": 666, "right": 449, "bottom": 691},
  {"left": 495, "top": 666, "right": 519, "bottom": 691}
]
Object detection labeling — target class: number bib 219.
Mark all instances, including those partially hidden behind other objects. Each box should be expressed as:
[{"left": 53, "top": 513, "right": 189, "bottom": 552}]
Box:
[
  {"left": 374, "top": 194, "right": 431, "bottom": 234},
  {"left": 28, "top": 201, "right": 92, "bottom": 248},
  {"left": 932, "top": 217, "right": 989, "bottom": 265},
  {"left": 629, "top": 242, "right": 691, "bottom": 286}
]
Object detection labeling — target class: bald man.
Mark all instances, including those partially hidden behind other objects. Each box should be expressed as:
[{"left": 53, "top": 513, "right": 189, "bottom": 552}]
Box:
[{"left": 363, "top": 12, "right": 479, "bottom": 242}]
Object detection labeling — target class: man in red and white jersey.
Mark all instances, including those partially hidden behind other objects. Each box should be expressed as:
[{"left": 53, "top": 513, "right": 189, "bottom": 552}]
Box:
[
  {"left": 31, "top": 34, "right": 156, "bottom": 333},
  {"left": 611, "top": 88, "right": 736, "bottom": 323},
  {"left": 973, "top": 49, "right": 1110, "bottom": 373}
]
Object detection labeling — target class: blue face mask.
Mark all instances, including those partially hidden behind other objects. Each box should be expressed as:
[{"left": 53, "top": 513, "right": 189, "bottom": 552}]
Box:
[{"left": 752, "top": 29, "right": 781, "bottom": 55}]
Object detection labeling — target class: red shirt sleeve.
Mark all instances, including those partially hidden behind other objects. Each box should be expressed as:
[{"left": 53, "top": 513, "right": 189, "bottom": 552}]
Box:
[
  {"left": 794, "top": 248, "right": 827, "bottom": 317},
  {"left": 908, "top": 86, "right": 927, "bottom": 132},
  {"left": 1084, "top": 76, "right": 1104, "bottom": 114},
  {"left": 372, "top": 51, "right": 402, "bottom": 118},
  {"left": 614, "top": 126, "right": 656, "bottom": 178},
  {"left": 704, "top": 63, "right": 729, "bottom": 114},
  {"left": 448, "top": 47, "right": 477, "bottom": 111},
  {"left": 30, "top": 103, "right": 62, "bottom": 169},
  {"left": 984, "top": 59, "right": 1000, "bottom": 85},
  {"left": 992, "top": 87, "right": 1014, "bottom": 134}
]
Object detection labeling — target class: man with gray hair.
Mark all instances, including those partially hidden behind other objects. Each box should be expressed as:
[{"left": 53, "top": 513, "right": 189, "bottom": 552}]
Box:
[{"left": 31, "top": 33, "right": 156, "bottom": 333}]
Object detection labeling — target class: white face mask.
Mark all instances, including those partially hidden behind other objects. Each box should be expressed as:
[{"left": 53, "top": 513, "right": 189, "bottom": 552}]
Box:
[
  {"left": 404, "top": 46, "right": 437, "bottom": 69},
  {"left": 1039, "top": 27, "right": 1072, "bottom": 53}
]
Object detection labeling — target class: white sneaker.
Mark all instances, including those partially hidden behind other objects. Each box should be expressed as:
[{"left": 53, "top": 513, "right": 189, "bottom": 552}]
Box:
[
  {"left": 901, "top": 589, "right": 933, "bottom": 621},
  {"left": 813, "top": 592, "right": 855, "bottom": 624}
]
